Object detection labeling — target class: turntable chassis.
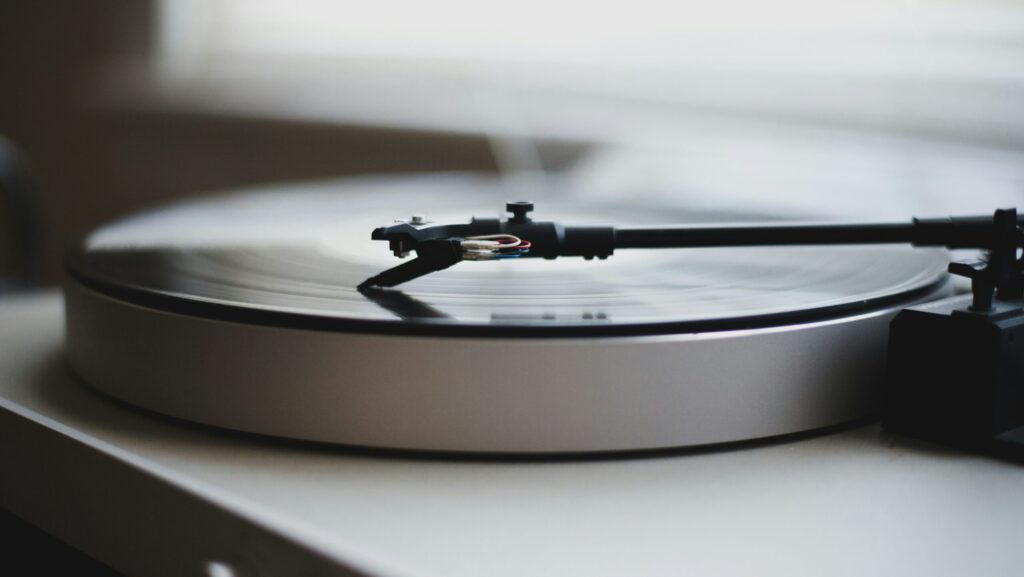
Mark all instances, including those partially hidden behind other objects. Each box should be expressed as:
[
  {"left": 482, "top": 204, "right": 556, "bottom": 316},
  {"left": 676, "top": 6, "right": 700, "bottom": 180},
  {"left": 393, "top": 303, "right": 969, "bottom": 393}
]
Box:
[{"left": 64, "top": 280, "right": 946, "bottom": 453}]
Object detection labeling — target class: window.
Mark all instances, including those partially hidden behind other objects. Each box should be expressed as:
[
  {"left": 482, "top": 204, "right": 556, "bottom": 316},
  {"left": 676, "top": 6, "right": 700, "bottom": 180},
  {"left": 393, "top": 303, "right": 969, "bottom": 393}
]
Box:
[{"left": 148, "top": 0, "right": 1024, "bottom": 216}]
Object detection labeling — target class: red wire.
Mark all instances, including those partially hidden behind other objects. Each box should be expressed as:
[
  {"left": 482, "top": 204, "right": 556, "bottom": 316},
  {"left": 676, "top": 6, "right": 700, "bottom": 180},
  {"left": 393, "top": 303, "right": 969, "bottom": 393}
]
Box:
[{"left": 498, "top": 239, "right": 531, "bottom": 253}]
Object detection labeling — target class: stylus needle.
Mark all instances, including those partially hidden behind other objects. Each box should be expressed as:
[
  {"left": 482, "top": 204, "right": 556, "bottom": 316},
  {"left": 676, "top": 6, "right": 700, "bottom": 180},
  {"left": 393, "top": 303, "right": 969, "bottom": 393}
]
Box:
[{"left": 358, "top": 239, "right": 464, "bottom": 290}]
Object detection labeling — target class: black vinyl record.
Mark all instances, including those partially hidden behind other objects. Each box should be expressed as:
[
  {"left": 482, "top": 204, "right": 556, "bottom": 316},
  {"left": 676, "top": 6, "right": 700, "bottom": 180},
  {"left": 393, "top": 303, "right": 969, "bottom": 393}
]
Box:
[{"left": 67, "top": 174, "right": 950, "bottom": 337}]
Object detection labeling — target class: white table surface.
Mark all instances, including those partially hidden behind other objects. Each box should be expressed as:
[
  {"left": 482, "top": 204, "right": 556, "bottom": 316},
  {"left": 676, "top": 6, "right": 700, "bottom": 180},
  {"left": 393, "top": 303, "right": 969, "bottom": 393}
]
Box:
[{"left": 1, "top": 291, "right": 1022, "bottom": 577}]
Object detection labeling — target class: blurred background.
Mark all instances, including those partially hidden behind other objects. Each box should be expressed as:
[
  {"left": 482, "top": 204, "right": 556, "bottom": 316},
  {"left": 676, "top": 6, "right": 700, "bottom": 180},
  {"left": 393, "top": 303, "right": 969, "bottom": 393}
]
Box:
[{"left": 2, "top": 0, "right": 1024, "bottom": 289}]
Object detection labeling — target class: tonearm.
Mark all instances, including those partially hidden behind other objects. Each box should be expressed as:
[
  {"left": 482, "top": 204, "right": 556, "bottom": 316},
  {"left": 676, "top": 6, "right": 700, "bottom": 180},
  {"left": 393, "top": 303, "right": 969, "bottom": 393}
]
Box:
[
  {"left": 363, "top": 204, "right": 1024, "bottom": 460},
  {"left": 361, "top": 203, "right": 1024, "bottom": 313}
]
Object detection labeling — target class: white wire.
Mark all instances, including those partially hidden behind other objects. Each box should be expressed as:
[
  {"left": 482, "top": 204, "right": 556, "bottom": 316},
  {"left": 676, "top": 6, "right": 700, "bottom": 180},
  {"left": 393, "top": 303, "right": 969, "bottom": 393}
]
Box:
[
  {"left": 462, "top": 234, "right": 523, "bottom": 260},
  {"left": 465, "top": 234, "right": 521, "bottom": 244},
  {"left": 463, "top": 234, "right": 521, "bottom": 251}
]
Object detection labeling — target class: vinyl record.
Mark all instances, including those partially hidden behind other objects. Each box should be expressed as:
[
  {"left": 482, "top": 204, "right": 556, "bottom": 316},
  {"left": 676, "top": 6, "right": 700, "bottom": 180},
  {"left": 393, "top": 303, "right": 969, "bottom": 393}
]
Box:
[{"left": 67, "top": 174, "right": 948, "bottom": 337}]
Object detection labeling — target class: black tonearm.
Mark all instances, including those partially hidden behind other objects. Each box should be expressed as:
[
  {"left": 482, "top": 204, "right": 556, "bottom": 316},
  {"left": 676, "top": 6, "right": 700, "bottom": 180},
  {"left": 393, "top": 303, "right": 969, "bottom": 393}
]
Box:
[
  {"left": 361, "top": 202, "right": 1024, "bottom": 312},
  {"left": 363, "top": 202, "right": 1024, "bottom": 461}
]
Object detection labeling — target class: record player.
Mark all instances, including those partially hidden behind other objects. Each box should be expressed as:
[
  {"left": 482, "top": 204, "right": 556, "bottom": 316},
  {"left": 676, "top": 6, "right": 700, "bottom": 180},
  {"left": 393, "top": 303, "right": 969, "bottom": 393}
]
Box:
[
  {"left": 60, "top": 173, "right": 1024, "bottom": 457},
  {"left": 2, "top": 173, "right": 1023, "bottom": 577}
]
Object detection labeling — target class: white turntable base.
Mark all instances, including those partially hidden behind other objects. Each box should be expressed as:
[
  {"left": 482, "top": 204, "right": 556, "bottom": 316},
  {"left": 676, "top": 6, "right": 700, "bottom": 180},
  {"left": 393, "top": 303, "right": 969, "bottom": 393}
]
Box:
[
  {"left": 64, "top": 281, "right": 934, "bottom": 453},
  {"left": 4, "top": 292, "right": 1024, "bottom": 577}
]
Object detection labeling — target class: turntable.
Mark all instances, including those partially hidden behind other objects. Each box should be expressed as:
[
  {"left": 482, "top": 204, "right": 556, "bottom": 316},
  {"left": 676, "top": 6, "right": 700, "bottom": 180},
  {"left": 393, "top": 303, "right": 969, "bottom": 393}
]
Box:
[
  {"left": 61, "top": 173, "right": 1024, "bottom": 455},
  {"left": 2, "top": 173, "right": 1024, "bottom": 577}
]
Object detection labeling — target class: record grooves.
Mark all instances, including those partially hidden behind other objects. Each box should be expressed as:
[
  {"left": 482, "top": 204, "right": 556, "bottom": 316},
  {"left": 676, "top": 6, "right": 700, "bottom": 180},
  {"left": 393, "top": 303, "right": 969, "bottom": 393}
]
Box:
[{"left": 65, "top": 259, "right": 950, "bottom": 338}]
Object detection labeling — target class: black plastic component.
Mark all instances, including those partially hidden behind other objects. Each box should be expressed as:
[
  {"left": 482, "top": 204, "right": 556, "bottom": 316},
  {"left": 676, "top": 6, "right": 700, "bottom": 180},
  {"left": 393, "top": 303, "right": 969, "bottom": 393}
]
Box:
[
  {"left": 357, "top": 239, "right": 463, "bottom": 289},
  {"left": 884, "top": 294, "right": 1024, "bottom": 461},
  {"left": 563, "top": 226, "right": 615, "bottom": 259},
  {"left": 883, "top": 207, "right": 1024, "bottom": 461},
  {"left": 615, "top": 222, "right": 917, "bottom": 248},
  {"left": 948, "top": 259, "right": 994, "bottom": 311},
  {"left": 911, "top": 214, "right": 1019, "bottom": 249},
  {"left": 363, "top": 203, "right": 1023, "bottom": 294},
  {"left": 506, "top": 201, "right": 534, "bottom": 224},
  {"left": 944, "top": 208, "right": 1024, "bottom": 311},
  {"left": 614, "top": 213, "right": 1024, "bottom": 249},
  {"left": 361, "top": 203, "right": 616, "bottom": 288}
]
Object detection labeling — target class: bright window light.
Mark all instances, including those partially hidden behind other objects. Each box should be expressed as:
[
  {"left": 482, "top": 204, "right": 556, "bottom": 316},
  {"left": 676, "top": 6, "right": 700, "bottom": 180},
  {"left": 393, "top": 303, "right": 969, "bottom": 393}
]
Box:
[{"left": 158, "top": 0, "right": 1024, "bottom": 82}]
